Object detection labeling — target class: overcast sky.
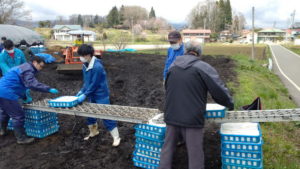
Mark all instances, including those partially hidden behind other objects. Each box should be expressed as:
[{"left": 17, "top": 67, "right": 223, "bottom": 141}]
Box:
[{"left": 23, "top": 0, "right": 300, "bottom": 28}]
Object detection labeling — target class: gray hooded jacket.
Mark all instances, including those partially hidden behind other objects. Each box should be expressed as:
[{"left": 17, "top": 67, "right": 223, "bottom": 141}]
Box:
[{"left": 164, "top": 54, "right": 234, "bottom": 128}]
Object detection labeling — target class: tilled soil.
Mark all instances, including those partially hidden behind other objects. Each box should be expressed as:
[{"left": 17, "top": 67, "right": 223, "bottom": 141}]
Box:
[{"left": 0, "top": 52, "right": 236, "bottom": 169}]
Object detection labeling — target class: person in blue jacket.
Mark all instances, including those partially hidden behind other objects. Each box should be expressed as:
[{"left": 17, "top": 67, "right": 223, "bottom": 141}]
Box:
[
  {"left": 0, "top": 56, "right": 59, "bottom": 144},
  {"left": 0, "top": 37, "right": 7, "bottom": 53},
  {"left": 0, "top": 39, "right": 27, "bottom": 75},
  {"left": 163, "top": 31, "right": 184, "bottom": 81},
  {"left": 76, "top": 44, "right": 121, "bottom": 147}
]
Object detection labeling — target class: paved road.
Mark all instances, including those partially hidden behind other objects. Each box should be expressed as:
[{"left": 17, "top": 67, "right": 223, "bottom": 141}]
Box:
[{"left": 269, "top": 44, "right": 300, "bottom": 106}]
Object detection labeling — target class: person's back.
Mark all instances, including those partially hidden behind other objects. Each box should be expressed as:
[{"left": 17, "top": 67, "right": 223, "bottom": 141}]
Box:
[{"left": 165, "top": 54, "right": 233, "bottom": 127}]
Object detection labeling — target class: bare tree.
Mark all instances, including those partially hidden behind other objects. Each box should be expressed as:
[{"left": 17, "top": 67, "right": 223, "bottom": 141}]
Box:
[
  {"left": 145, "top": 18, "right": 170, "bottom": 33},
  {"left": 231, "top": 12, "right": 246, "bottom": 35},
  {"left": 110, "top": 31, "right": 130, "bottom": 50},
  {"left": 121, "top": 6, "right": 148, "bottom": 28},
  {"left": 0, "top": 0, "right": 31, "bottom": 24}
]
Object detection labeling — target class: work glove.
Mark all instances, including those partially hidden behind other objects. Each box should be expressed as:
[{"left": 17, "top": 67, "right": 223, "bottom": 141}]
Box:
[
  {"left": 76, "top": 91, "right": 83, "bottom": 97},
  {"left": 77, "top": 94, "right": 86, "bottom": 103},
  {"left": 49, "top": 88, "right": 59, "bottom": 94},
  {"left": 23, "top": 89, "right": 33, "bottom": 104}
]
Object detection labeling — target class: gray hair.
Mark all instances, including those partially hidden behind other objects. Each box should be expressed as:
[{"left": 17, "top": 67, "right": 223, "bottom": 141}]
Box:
[{"left": 184, "top": 40, "right": 202, "bottom": 56}]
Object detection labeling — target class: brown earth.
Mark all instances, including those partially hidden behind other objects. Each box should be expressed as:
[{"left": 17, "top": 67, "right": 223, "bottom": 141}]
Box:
[{"left": 0, "top": 52, "right": 236, "bottom": 169}]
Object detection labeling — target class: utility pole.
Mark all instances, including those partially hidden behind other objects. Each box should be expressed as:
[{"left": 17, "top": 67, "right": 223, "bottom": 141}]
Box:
[{"left": 251, "top": 7, "right": 255, "bottom": 60}]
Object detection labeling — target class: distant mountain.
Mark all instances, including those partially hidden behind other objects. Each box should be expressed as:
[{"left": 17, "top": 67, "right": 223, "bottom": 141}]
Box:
[
  {"left": 170, "top": 22, "right": 188, "bottom": 31},
  {"left": 8, "top": 20, "right": 39, "bottom": 29}
]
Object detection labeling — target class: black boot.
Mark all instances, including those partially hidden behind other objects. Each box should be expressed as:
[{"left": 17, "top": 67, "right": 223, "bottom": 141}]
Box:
[
  {"left": 14, "top": 127, "right": 34, "bottom": 144},
  {"left": 0, "top": 121, "right": 8, "bottom": 136}
]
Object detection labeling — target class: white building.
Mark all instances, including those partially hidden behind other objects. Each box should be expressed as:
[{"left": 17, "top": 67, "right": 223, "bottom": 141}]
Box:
[
  {"left": 53, "top": 25, "right": 97, "bottom": 42},
  {"left": 182, "top": 29, "right": 211, "bottom": 43}
]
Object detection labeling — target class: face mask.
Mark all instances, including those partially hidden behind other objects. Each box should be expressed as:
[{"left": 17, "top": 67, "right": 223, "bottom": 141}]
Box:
[
  {"left": 80, "top": 56, "right": 88, "bottom": 63},
  {"left": 6, "top": 49, "right": 14, "bottom": 53},
  {"left": 171, "top": 43, "right": 180, "bottom": 50}
]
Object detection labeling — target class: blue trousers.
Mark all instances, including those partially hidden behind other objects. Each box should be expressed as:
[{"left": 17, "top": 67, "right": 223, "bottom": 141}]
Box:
[
  {"left": 86, "top": 97, "right": 117, "bottom": 131},
  {"left": 0, "top": 98, "right": 25, "bottom": 128}
]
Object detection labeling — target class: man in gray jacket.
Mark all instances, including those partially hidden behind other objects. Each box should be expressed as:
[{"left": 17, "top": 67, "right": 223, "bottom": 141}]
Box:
[{"left": 158, "top": 40, "right": 234, "bottom": 169}]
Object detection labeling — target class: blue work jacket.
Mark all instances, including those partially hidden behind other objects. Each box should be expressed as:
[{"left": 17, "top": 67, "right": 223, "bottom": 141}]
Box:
[
  {"left": 163, "top": 43, "right": 184, "bottom": 80},
  {"left": 0, "top": 48, "right": 26, "bottom": 75}
]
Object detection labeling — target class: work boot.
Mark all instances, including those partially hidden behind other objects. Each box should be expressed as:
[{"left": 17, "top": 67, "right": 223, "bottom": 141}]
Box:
[
  {"left": 14, "top": 127, "right": 35, "bottom": 144},
  {"left": 84, "top": 123, "right": 99, "bottom": 140},
  {"left": 110, "top": 127, "right": 121, "bottom": 147},
  {"left": 0, "top": 121, "right": 8, "bottom": 136}
]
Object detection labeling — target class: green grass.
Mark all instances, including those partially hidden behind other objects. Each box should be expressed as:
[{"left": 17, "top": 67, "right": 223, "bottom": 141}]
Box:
[
  {"left": 284, "top": 44, "right": 300, "bottom": 55},
  {"left": 138, "top": 45, "right": 300, "bottom": 169},
  {"left": 227, "top": 47, "right": 299, "bottom": 169}
]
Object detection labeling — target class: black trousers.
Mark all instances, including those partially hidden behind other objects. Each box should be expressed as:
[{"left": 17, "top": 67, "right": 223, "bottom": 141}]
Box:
[{"left": 158, "top": 125, "right": 204, "bottom": 169}]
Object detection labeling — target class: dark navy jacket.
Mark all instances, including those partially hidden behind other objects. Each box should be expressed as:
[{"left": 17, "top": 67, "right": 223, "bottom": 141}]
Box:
[
  {"left": 0, "top": 62, "right": 51, "bottom": 100},
  {"left": 80, "top": 56, "right": 110, "bottom": 104},
  {"left": 163, "top": 44, "right": 184, "bottom": 80},
  {"left": 164, "top": 54, "right": 234, "bottom": 128}
]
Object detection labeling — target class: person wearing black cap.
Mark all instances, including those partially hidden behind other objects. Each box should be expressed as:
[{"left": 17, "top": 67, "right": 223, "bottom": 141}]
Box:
[
  {"left": 163, "top": 31, "right": 184, "bottom": 82},
  {"left": 158, "top": 40, "right": 234, "bottom": 169}
]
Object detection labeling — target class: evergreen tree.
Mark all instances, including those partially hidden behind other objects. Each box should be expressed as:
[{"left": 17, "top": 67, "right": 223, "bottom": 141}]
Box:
[
  {"left": 218, "top": 0, "right": 226, "bottom": 30},
  {"left": 149, "top": 7, "right": 156, "bottom": 19},
  {"left": 225, "top": 0, "right": 232, "bottom": 25},
  {"left": 94, "top": 15, "right": 99, "bottom": 24},
  {"left": 77, "top": 14, "right": 83, "bottom": 26},
  {"left": 107, "top": 6, "right": 120, "bottom": 27},
  {"left": 119, "top": 5, "right": 125, "bottom": 25}
]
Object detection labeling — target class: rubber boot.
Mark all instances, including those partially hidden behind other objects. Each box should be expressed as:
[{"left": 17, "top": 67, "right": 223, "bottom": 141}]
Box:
[
  {"left": 84, "top": 123, "right": 99, "bottom": 140},
  {"left": 14, "top": 127, "right": 34, "bottom": 144},
  {"left": 110, "top": 127, "right": 121, "bottom": 147},
  {"left": 0, "top": 121, "right": 8, "bottom": 136}
]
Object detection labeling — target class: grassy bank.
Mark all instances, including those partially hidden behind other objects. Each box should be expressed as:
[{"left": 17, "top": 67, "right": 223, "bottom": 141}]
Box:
[
  {"left": 138, "top": 44, "right": 300, "bottom": 169},
  {"left": 284, "top": 44, "right": 300, "bottom": 55}
]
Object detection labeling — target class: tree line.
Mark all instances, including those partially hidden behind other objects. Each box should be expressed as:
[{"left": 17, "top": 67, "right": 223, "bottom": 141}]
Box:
[{"left": 188, "top": 0, "right": 246, "bottom": 34}]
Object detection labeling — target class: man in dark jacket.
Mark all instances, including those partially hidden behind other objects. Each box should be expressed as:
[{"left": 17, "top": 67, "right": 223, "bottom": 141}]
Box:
[
  {"left": 0, "top": 56, "right": 59, "bottom": 144},
  {"left": 158, "top": 40, "right": 234, "bottom": 169}
]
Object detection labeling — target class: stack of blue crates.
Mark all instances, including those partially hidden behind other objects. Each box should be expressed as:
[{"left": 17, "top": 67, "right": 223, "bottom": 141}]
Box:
[
  {"left": 7, "top": 109, "right": 59, "bottom": 138},
  {"left": 30, "top": 46, "right": 46, "bottom": 54},
  {"left": 133, "top": 124, "right": 166, "bottom": 169},
  {"left": 221, "top": 123, "right": 263, "bottom": 169}
]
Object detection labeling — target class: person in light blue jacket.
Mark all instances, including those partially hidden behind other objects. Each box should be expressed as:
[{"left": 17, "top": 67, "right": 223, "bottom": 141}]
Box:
[
  {"left": 75, "top": 44, "right": 121, "bottom": 147},
  {"left": 0, "top": 40, "right": 26, "bottom": 75},
  {"left": 163, "top": 31, "right": 184, "bottom": 81},
  {"left": 0, "top": 56, "right": 59, "bottom": 144}
]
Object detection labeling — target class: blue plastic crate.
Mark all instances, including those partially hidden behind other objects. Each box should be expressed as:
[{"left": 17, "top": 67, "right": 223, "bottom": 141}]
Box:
[
  {"left": 48, "top": 96, "right": 79, "bottom": 108},
  {"left": 26, "top": 125, "right": 59, "bottom": 138},
  {"left": 222, "top": 164, "right": 263, "bottom": 169},
  {"left": 136, "top": 141, "right": 162, "bottom": 153},
  {"left": 222, "top": 149, "right": 262, "bottom": 159},
  {"left": 205, "top": 103, "right": 226, "bottom": 118},
  {"left": 25, "top": 116, "right": 58, "bottom": 124},
  {"left": 221, "top": 123, "right": 262, "bottom": 143},
  {"left": 133, "top": 153, "right": 160, "bottom": 166},
  {"left": 135, "top": 124, "right": 166, "bottom": 134},
  {"left": 222, "top": 156, "right": 262, "bottom": 168},
  {"left": 135, "top": 147, "right": 161, "bottom": 159},
  {"left": 133, "top": 159, "right": 158, "bottom": 169},
  {"left": 25, "top": 120, "right": 58, "bottom": 129},
  {"left": 30, "top": 47, "right": 46, "bottom": 54},
  {"left": 135, "top": 134, "right": 164, "bottom": 147},
  {"left": 24, "top": 109, "right": 57, "bottom": 119},
  {"left": 222, "top": 140, "right": 263, "bottom": 152}
]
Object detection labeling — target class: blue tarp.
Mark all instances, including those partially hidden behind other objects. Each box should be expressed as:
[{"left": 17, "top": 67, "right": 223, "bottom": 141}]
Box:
[
  {"left": 106, "top": 48, "right": 137, "bottom": 52},
  {"left": 30, "top": 47, "right": 46, "bottom": 54},
  {"left": 35, "top": 53, "right": 56, "bottom": 64}
]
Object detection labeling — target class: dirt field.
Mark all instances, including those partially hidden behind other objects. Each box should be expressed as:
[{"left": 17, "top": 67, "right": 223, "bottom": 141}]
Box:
[{"left": 0, "top": 52, "right": 236, "bottom": 169}]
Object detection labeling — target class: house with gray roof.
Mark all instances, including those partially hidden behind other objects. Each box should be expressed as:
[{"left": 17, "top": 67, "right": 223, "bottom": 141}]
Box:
[{"left": 53, "top": 25, "right": 82, "bottom": 41}]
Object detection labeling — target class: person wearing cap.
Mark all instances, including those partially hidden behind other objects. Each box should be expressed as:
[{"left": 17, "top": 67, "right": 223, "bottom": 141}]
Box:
[
  {"left": 0, "top": 56, "right": 59, "bottom": 144},
  {"left": 163, "top": 31, "right": 184, "bottom": 81},
  {"left": 158, "top": 40, "right": 234, "bottom": 169},
  {"left": 0, "top": 39, "right": 26, "bottom": 76}
]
